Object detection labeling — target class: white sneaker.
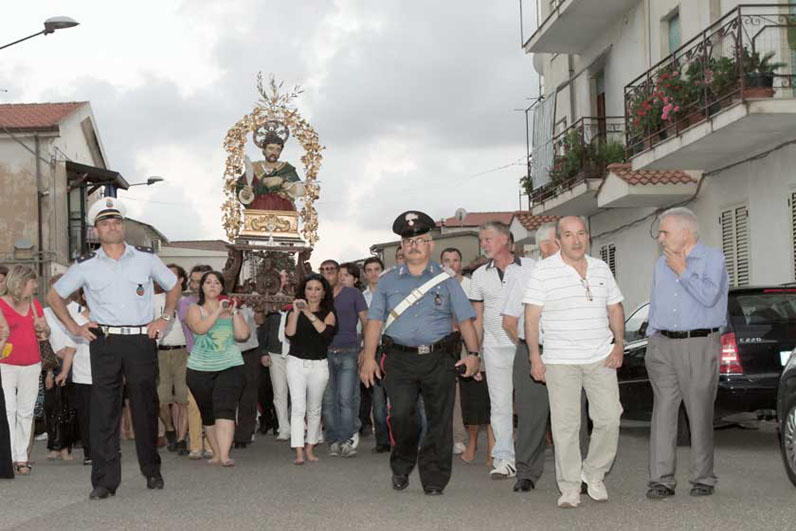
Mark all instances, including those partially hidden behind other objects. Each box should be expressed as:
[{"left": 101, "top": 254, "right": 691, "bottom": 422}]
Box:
[
  {"left": 351, "top": 432, "right": 360, "bottom": 450},
  {"left": 581, "top": 472, "right": 608, "bottom": 501},
  {"left": 35, "top": 432, "right": 48, "bottom": 441},
  {"left": 276, "top": 434, "right": 290, "bottom": 441},
  {"left": 452, "top": 442, "right": 466, "bottom": 455},
  {"left": 489, "top": 459, "right": 516, "bottom": 479},
  {"left": 329, "top": 442, "right": 341, "bottom": 456},
  {"left": 557, "top": 490, "right": 581, "bottom": 508},
  {"left": 340, "top": 440, "right": 357, "bottom": 458}
]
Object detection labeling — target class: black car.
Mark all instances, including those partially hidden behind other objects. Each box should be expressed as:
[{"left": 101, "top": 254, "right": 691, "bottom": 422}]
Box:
[
  {"left": 619, "top": 286, "right": 796, "bottom": 444},
  {"left": 777, "top": 348, "right": 796, "bottom": 486}
]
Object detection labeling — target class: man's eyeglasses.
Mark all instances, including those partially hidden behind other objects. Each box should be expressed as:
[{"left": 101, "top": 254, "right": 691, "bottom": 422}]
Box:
[
  {"left": 401, "top": 237, "right": 431, "bottom": 247},
  {"left": 580, "top": 278, "right": 593, "bottom": 302}
]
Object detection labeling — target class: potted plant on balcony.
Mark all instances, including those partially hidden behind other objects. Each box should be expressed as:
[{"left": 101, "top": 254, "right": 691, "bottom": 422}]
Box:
[
  {"left": 742, "top": 48, "right": 785, "bottom": 98},
  {"left": 710, "top": 55, "right": 739, "bottom": 108},
  {"left": 628, "top": 87, "right": 664, "bottom": 152}
]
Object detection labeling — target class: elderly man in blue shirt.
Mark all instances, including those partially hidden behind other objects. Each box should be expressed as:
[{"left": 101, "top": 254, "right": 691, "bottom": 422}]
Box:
[
  {"left": 360, "top": 210, "right": 480, "bottom": 496},
  {"left": 645, "top": 207, "right": 729, "bottom": 500}
]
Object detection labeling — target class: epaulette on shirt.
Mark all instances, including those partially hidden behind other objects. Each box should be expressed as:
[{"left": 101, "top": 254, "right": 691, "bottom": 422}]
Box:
[
  {"left": 76, "top": 252, "right": 96, "bottom": 264},
  {"left": 135, "top": 246, "right": 154, "bottom": 254}
]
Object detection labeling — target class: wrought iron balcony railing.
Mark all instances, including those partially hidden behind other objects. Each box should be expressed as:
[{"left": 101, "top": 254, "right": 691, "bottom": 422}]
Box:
[
  {"left": 624, "top": 4, "right": 796, "bottom": 157},
  {"left": 529, "top": 116, "right": 625, "bottom": 206}
]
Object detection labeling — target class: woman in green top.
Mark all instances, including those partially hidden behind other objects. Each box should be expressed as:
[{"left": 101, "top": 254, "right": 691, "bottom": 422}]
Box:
[{"left": 185, "top": 271, "right": 249, "bottom": 467}]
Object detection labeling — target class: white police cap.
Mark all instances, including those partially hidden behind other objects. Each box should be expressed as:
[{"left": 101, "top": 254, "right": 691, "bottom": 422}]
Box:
[{"left": 87, "top": 197, "right": 126, "bottom": 225}]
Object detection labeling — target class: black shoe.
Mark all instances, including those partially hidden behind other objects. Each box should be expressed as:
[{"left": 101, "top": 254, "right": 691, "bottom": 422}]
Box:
[
  {"left": 175, "top": 440, "right": 189, "bottom": 456},
  {"left": 646, "top": 483, "right": 676, "bottom": 499},
  {"left": 359, "top": 425, "right": 373, "bottom": 437},
  {"left": 165, "top": 431, "right": 177, "bottom": 452},
  {"left": 372, "top": 443, "right": 391, "bottom": 454},
  {"left": 391, "top": 475, "right": 409, "bottom": 491},
  {"left": 689, "top": 483, "right": 714, "bottom": 497},
  {"left": 513, "top": 478, "right": 535, "bottom": 492},
  {"left": 89, "top": 486, "right": 115, "bottom": 500},
  {"left": 146, "top": 476, "right": 164, "bottom": 490},
  {"left": 423, "top": 487, "right": 444, "bottom": 496}
]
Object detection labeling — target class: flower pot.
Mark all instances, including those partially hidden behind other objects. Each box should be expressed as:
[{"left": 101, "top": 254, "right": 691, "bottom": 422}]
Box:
[{"left": 743, "top": 73, "right": 775, "bottom": 98}]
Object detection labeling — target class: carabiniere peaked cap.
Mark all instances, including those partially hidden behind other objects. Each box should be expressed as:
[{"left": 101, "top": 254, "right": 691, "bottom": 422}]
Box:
[
  {"left": 392, "top": 210, "right": 436, "bottom": 238},
  {"left": 87, "top": 197, "right": 127, "bottom": 225}
]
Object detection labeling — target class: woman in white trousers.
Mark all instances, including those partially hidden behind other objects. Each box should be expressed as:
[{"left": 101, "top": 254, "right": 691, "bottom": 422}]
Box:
[{"left": 284, "top": 273, "right": 337, "bottom": 465}]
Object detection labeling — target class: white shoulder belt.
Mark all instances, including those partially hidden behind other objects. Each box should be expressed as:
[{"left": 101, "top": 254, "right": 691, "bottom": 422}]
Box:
[{"left": 384, "top": 269, "right": 454, "bottom": 331}]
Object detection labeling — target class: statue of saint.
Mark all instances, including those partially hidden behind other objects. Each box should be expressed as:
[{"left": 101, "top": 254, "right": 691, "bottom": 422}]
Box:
[{"left": 237, "top": 120, "right": 304, "bottom": 211}]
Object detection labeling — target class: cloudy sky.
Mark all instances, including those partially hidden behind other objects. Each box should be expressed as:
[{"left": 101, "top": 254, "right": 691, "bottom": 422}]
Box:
[{"left": 1, "top": 0, "right": 537, "bottom": 265}]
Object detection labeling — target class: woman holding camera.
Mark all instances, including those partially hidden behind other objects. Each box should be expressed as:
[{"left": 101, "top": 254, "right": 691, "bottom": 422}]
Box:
[
  {"left": 185, "top": 271, "right": 249, "bottom": 467},
  {"left": 285, "top": 273, "right": 337, "bottom": 465}
]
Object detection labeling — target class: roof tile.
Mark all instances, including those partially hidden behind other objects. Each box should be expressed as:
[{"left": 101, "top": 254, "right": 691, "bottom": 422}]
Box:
[
  {"left": 513, "top": 212, "right": 560, "bottom": 231},
  {"left": 606, "top": 163, "right": 696, "bottom": 185},
  {"left": 0, "top": 102, "right": 86, "bottom": 131}
]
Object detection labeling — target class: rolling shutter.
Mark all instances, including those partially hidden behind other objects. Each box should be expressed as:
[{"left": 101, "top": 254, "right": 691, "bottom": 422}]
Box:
[
  {"left": 792, "top": 191, "right": 796, "bottom": 280},
  {"left": 600, "top": 243, "right": 617, "bottom": 278}
]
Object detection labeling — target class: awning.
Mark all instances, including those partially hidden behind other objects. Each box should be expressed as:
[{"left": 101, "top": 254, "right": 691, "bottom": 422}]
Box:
[{"left": 66, "top": 160, "right": 129, "bottom": 193}]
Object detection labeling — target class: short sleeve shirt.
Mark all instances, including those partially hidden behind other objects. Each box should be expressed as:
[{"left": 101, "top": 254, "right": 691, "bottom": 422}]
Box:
[
  {"left": 54, "top": 243, "right": 177, "bottom": 326},
  {"left": 469, "top": 256, "right": 532, "bottom": 349},
  {"left": 368, "top": 261, "right": 476, "bottom": 346},
  {"left": 329, "top": 287, "right": 368, "bottom": 349},
  {"left": 523, "top": 252, "right": 623, "bottom": 364},
  {"left": 500, "top": 258, "right": 538, "bottom": 342}
]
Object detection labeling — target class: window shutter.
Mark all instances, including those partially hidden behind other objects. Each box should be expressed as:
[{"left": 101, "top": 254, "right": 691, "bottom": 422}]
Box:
[
  {"left": 792, "top": 191, "right": 796, "bottom": 280},
  {"left": 721, "top": 205, "right": 750, "bottom": 286},
  {"left": 600, "top": 243, "right": 617, "bottom": 278}
]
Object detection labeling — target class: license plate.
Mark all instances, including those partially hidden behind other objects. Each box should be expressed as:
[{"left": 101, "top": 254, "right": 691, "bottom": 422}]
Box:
[{"left": 781, "top": 351, "right": 793, "bottom": 366}]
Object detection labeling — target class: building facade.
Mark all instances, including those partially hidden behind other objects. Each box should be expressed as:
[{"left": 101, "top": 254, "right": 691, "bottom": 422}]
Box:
[{"left": 523, "top": 0, "right": 796, "bottom": 311}]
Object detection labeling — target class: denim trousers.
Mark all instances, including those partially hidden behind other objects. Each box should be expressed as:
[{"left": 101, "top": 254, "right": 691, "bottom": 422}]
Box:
[{"left": 322, "top": 348, "right": 361, "bottom": 444}]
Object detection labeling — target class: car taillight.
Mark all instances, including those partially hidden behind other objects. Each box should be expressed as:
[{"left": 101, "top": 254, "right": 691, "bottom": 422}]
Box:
[{"left": 720, "top": 332, "right": 743, "bottom": 374}]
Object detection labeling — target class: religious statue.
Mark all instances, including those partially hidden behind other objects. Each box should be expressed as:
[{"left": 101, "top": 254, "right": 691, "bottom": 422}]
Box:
[{"left": 236, "top": 120, "right": 305, "bottom": 211}]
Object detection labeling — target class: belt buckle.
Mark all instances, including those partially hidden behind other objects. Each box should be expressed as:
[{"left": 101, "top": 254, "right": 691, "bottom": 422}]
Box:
[{"left": 418, "top": 345, "right": 431, "bottom": 355}]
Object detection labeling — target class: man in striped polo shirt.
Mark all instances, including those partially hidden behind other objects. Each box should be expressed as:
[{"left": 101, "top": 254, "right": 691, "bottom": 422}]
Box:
[
  {"left": 470, "top": 221, "right": 533, "bottom": 479},
  {"left": 523, "top": 216, "right": 625, "bottom": 508}
]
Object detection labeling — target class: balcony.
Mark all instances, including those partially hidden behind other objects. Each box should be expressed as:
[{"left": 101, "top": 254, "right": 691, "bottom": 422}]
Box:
[
  {"left": 523, "top": 0, "right": 640, "bottom": 54},
  {"left": 625, "top": 4, "right": 796, "bottom": 171},
  {"left": 529, "top": 117, "right": 625, "bottom": 216}
]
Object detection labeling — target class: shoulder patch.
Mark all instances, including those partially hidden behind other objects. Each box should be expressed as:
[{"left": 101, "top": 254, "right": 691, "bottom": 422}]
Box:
[
  {"left": 135, "top": 246, "right": 155, "bottom": 254},
  {"left": 76, "top": 252, "right": 96, "bottom": 264}
]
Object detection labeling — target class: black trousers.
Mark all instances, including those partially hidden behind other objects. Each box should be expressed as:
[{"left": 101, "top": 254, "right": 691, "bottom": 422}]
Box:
[
  {"left": 72, "top": 383, "right": 92, "bottom": 459},
  {"left": 234, "top": 349, "right": 261, "bottom": 443},
  {"left": 513, "top": 343, "right": 549, "bottom": 482},
  {"left": 89, "top": 334, "right": 160, "bottom": 491},
  {"left": 382, "top": 347, "right": 456, "bottom": 490},
  {"left": 359, "top": 382, "right": 373, "bottom": 430},
  {"left": 257, "top": 365, "right": 277, "bottom": 434}
]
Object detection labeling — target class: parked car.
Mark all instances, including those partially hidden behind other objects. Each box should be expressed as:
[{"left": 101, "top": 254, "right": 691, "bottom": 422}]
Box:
[
  {"left": 619, "top": 286, "right": 796, "bottom": 444},
  {"left": 777, "top": 347, "right": 796, "bottom": 486}
]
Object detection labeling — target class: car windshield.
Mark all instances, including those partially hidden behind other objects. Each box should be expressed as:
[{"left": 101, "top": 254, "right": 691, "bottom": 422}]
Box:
[
  {"left": 729, "top": 290, "right": 796, "bottom": 326},
  {"left": 624, "top": 303, "right": 649, "bottom": 343}
]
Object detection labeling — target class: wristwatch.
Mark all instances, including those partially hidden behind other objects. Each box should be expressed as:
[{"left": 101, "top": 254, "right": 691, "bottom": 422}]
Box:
[
  {"left": 468, "top": 351, "right": 480, "bottom": 358},
  {"left": 160, "top": 313, "right": 173, "bottom": 322},
  {"left": 310, "top": 315, "right": 318, "bottom": 323}
]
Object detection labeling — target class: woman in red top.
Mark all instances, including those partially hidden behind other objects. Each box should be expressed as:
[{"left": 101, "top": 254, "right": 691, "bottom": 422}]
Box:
[{"left": 0, "top": 265, "right": 49, "bottom": 475}]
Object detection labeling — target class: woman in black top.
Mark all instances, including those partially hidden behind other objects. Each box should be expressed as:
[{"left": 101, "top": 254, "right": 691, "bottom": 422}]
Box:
[{"left": 284, "top": 273, "right": 337, "bottom": 464}]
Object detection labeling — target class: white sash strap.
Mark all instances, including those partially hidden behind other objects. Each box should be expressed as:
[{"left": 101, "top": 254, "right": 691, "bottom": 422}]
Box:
[{"left": 384, "top": 270, "right": 454, "bottom": 331}]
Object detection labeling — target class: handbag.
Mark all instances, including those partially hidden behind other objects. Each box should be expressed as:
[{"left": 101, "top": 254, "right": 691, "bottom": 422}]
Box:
[{"left": 39, "top": 338, "right": 60, "bottom": 372}]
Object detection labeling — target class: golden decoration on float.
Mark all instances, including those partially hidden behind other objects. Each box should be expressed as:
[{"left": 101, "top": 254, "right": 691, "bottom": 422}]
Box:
[{"left": 221, "top": 73, "right": 324, "bottom": 244}]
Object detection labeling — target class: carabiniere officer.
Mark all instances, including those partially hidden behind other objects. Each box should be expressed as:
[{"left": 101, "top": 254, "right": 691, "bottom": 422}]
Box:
[
  {"left": 48, "top": 198, "right": 181, "bottom": 500},
  {"left": 360, "top": 210, "right": 481, "bottom": 495}
]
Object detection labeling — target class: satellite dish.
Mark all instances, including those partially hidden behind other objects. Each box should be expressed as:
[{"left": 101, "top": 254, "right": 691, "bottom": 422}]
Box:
[
  {"left": 532, "top": 53, "right": 544, "bottom": 76},
  {"left": 454, "top": 208, "right": 468, "bottom": 223}
]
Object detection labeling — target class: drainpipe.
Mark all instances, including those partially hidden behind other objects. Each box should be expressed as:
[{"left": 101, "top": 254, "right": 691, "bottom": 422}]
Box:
[{"left": 35, "top": 134, "right": 44, "bottom": 278}]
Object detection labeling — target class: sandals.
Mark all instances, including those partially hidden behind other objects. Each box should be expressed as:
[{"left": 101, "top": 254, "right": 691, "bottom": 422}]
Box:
[
  {"left": 689, "top": 483, "right": 714, "bottom": 497},
  {"left": 14, "top": 463, "right": 31, "bottom": 476},
  {"left": 646, "top": 483, "right": 675, "bottom": 499}
]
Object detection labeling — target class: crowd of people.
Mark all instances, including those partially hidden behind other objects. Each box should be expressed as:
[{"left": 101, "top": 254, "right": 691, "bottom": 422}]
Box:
[{"left": 0, "top": 198, "right": 729, "bottom": 510}]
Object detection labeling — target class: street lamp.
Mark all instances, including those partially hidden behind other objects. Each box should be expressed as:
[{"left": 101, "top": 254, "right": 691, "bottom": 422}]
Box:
[
  {"left": 0, "top": 16, "right": 80, "bottom": 52},
  {"left": 128, "top": 177, "right": 165, "bottom": 187}
]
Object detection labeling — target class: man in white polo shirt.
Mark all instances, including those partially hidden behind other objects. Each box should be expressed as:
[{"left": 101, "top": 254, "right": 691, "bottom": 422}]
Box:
[
  {"left": 470, "top": 221, "right": 532, "bottom": 479},
  {"left": 524, "top": 216, "right": 625, "bottom": 508}
]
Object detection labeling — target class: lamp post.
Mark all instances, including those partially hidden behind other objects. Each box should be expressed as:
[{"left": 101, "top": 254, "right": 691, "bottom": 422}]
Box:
[
  {"left": 128, "top": 177, "right": 165, "bottom": 187},
  {"left": 0, "top": 16, "right": 80, "bottom": 51}
]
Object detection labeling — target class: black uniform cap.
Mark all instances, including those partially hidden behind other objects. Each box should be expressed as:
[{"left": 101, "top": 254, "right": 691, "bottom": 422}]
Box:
[{"left": 392, "top": 210, "right": 436, "bottom": 238}]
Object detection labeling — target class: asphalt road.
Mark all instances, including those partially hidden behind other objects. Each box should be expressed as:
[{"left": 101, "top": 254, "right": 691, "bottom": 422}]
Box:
[{"left": 1, "top": 421, "right": 794, "bottom": 531}]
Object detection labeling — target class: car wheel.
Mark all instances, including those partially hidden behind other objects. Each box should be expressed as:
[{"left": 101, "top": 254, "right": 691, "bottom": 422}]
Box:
[
  {"left": 779, "top": 402, "right": 796, "bottom": 487},
  {"left": 677, "top": 406, "right": 691, "bottom": 447}
]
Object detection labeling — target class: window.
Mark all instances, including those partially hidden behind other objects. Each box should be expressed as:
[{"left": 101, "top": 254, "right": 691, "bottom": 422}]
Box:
[
  {"left": 721, "top": 205, "right": 750, "bottom": 286},
  {"left": 600, "top": 243, "right": 617, "bottom": 278},
  {"left": 67, "top": 186, "right": 88, "bottom": 260},
  {"left": 667, "top": 12, "right": 681, "bottom": 54}
]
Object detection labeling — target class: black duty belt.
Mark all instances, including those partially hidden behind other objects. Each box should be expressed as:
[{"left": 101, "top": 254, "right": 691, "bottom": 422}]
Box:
[
  {"left": 158, "top": 345, "right": 186, "bottom": 351},
  {"left": 659, "top": 328, "right": 720, "bottom": 339},
  {"left": 388, "top": 338, "right": 449, "bottom": 355}
]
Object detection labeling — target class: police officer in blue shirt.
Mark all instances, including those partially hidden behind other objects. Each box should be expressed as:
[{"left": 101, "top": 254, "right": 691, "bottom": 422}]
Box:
[
  {"left": 47, "top": 198, "right": 180, "bottom": 500},
  {"left": 360, "top": 210, "right": 481, "bottom": 495}
]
